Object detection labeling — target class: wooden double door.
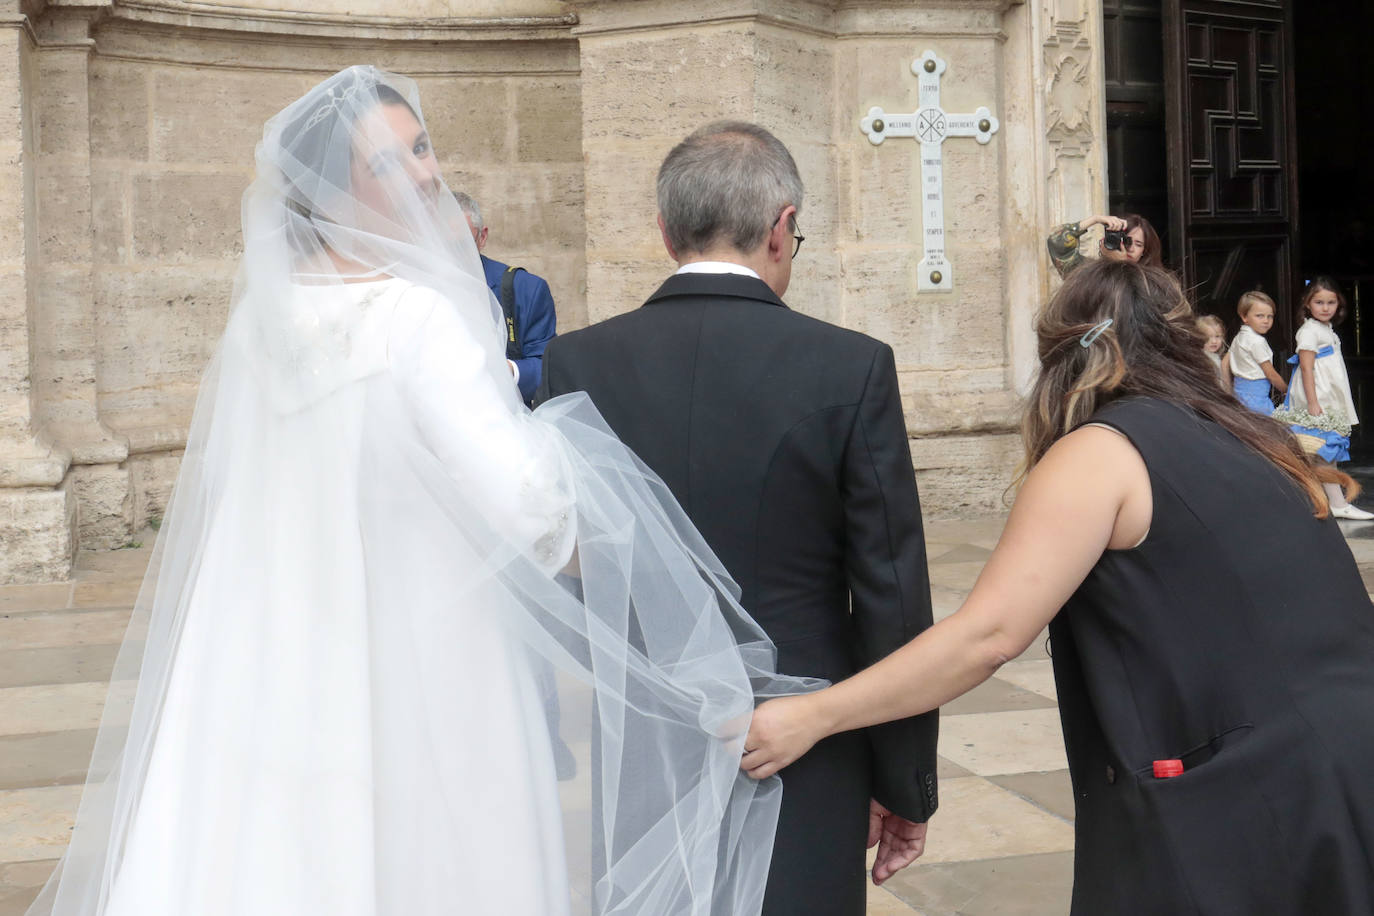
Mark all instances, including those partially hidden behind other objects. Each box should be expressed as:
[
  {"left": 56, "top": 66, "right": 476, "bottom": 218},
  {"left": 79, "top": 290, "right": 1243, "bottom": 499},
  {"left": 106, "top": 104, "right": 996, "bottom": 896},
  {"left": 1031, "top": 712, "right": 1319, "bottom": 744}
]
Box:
[
  {"left": 1106, "top": 0, "right": 1374, "bottom": 457},
  {"left": 1162, "top": 0, "right": 1297, "bottom": 344}
]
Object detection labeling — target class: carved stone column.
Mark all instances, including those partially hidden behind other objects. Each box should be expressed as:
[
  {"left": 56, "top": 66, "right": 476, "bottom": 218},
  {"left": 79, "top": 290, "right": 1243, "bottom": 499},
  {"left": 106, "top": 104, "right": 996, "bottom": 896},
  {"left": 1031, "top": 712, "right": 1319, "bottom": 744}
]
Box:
[
  {"left": 0, "top": 0, "right": 79, "bottom": 582},
  {"left": 33, "top": 1, "right": 132, "bottom": 551}
]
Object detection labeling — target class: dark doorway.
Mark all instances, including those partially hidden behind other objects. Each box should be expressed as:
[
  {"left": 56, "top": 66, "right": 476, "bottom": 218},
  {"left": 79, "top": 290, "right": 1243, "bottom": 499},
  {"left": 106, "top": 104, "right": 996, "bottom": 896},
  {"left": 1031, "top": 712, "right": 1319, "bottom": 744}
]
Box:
[
  {"left": 1295, "top": 0, "right": 1374, "bottom": 460},
  {"left": 1162, "top": 0, "right": 1299, "bottom": 351},
  {"left": 1103, "top": 0, "right": 1171, "bottom": 262}
]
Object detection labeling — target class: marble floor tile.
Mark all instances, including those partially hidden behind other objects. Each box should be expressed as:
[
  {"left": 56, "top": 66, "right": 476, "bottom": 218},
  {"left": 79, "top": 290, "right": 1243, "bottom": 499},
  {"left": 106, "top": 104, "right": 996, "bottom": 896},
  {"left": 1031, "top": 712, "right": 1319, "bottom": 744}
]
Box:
[
  {"left": 988, "top": 771, "right": 1076, "bottom": 823},
  {"left": 0, "top": 785, "right": 82, "bottom": 862},
  {"left": 993, "top": 658, "right": 1057, "bottom": 701},
  {"left": 0, "top": 860, "right": 53, "bottom": 916},
  {"left": 0, "top": 609, "right": 132, "bottom": 652},
  {"left": 0, "top": 646, "right": 121, "bottom": 690},
  {"left": 867, "top": 881, "right": 928, "bottom": 915},
  {"left": 1016, "top": 627, "right": 1051, "bottom": 662},
  {"left": 67, "top": 581, "right": 141, "bottom": 610},
  {"left": 940, "top": 677, "right": 1057, "bottom": 717},
  {"left": 883, "top": 851, "right": 1075, "bottom": 916},
  {"left": 917, "top": 777, "right": 1074, "bottom": 864},
  {"left": 928, "top": 544, "right": 992, "bottom": 566},
  {"left": 929, "top": 586, "right": 968, "bottom": 622},
  {"left": 922, "top": 518, "right": 1007, "bottom": 550},
  {"left": 936, "top": 756, "right": 973, "bottom": 779},
  {"left": 0, "top": 586, "right": 71, "bottom": 615},
  {"left": 0, "top": 683, "right": 119, "bottom": 737},
  {"left": 0, "top": 731, "right": 99, "bottom": 791},
  {"left": 926, "top": 562, "right": 986, "bottom": 593},
  {"left": 938, "top": 710, "right": 1068, "bottom": 777},
  {"left": 72, "top": 543, "right": 154, "bottom": 581}
]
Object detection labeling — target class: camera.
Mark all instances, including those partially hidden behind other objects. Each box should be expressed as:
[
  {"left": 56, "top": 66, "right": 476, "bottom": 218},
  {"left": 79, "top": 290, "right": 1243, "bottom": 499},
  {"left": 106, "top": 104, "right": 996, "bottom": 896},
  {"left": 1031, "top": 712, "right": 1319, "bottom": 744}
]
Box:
[{"left": 1103, "top": 229, "right": 1124, "bottom": 251}]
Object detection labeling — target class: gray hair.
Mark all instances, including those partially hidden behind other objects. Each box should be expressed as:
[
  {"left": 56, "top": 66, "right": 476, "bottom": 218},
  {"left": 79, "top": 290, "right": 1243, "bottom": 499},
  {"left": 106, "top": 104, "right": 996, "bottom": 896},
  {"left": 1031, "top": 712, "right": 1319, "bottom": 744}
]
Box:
[
  {"left": 656, "top": 121, "right": 804, "bottom": 256},
  {"left": 450, "top": 189, "right": 483, "bottom": 233}
]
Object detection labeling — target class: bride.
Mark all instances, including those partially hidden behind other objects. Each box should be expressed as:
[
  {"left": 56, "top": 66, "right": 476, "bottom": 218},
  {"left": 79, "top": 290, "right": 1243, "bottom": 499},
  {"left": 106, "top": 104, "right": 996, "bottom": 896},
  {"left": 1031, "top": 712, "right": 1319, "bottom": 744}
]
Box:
[{"left": 27, "top": 66, "right": 812, "bottom": 916}]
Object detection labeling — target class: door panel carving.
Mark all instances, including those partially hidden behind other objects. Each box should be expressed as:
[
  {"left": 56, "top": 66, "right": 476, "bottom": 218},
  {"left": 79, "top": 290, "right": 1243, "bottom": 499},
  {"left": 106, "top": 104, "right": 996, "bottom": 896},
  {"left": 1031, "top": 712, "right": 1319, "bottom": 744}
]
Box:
[{"left": 1165, "top": 0, "right": 1298, "bottom": 343}]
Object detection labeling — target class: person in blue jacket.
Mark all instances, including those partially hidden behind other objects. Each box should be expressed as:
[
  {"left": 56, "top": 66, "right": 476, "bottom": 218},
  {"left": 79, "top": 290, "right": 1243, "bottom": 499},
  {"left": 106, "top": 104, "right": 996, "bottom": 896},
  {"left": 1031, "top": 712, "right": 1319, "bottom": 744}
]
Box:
[{"left": 452, "top": 191, "right": 557, "bottom": 405}]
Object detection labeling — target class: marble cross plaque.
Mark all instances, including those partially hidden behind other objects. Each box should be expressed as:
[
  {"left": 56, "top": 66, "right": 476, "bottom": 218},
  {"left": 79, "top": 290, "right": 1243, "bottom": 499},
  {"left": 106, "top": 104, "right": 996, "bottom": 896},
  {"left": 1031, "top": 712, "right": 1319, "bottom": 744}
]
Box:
[{"left": 860, "top": 50, "right": 1000, "bottom": 292}]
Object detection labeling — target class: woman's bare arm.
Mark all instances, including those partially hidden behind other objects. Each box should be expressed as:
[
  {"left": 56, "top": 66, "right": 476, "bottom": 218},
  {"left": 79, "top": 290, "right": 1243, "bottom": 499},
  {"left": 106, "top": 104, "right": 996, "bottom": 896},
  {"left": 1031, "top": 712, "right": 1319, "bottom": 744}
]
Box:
[{"left": 741, "top": 425, "right": 1151, "bottom": 779}]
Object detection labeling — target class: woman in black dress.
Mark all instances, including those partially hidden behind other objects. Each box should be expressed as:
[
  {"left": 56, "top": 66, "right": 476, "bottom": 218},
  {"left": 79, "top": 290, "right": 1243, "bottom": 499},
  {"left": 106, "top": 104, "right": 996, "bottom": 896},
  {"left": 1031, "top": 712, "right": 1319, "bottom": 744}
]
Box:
[{"left": 742, "top": 259, "right": 1374, "bottom": 914}]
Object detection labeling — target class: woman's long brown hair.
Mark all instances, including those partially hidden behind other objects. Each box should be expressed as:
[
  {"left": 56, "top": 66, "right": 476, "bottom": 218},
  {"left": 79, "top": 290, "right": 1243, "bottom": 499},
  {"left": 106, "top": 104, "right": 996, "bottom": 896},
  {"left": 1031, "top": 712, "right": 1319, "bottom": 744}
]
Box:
[{"left": 1020, "top": 259, "right": 1339, "bottom": 516}]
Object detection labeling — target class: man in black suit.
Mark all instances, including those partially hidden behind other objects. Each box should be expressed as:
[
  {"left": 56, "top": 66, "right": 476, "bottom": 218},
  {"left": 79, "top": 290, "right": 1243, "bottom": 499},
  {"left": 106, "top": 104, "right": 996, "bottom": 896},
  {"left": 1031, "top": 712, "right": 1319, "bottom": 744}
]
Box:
[{"left": 536, "top": 121, "right": 937, "bottom": 915}]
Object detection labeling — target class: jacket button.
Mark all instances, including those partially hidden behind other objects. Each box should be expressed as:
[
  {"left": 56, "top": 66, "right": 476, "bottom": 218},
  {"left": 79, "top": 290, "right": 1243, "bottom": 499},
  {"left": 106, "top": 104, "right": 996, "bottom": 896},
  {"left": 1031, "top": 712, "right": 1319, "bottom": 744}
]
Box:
[{"left": 1105, "top": 765, "right": 1116, "bottom": 784}]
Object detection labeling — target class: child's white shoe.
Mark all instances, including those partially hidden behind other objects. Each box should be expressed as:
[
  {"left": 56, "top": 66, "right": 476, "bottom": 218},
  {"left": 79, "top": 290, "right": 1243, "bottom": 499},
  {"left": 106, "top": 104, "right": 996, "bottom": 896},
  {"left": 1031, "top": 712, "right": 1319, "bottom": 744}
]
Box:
[{"left": 1332, "top": 504, "right": 1374, "bottom": 521}]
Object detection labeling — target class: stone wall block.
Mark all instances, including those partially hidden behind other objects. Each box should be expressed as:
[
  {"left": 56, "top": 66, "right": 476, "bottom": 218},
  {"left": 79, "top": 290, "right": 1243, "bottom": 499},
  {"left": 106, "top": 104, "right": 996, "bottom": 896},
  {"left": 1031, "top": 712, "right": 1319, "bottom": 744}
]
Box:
[
  {"left": 89, "top": 167, "right": 130, "bottom": 264},
  {"left": 68, "top": 463, "right": 133, "bottom": 550},
  {"left": 0, "top": 483, "right": 77, "bottom": 584},
  {"left": 417, "top": 77, "right": 512, "bottom": 164},
  {"left": 129, "top": 450, "right": 181, "bottom": 530},
  {"left": 585, "top": 254, "right": 672, "bottom": 324},
  {"left": 150, "top": 68, "right": 314, "bottom": 165},
  {"left": 578, "top": 149, "right": 661, "bottom": 253},
  {"left": 0, "top": 150, "right": 27, "bottom": 264},
  {"left": 753, "top": 30, "right": 833, "bottom": 142},
  {"left": 36, "top": 159, "right": 93, "bottom": 260},
  {"left": 96, "top": 266, "right": 235, "bottom": 432},
  {"left": 845, "top": 142, "right": 919, "bottom": 246},
  {"left": 515, "top": 78, "right": 582, "bottom": 163},
  {"left": 942, "top": 143, "right": 1002, "bottom": 239},
  {"left": 131, "top": 171, "right": 247, "bottom": 262},
  {"left": 0, "top": 270, "right": 32, "bottom": 437},
  {"left": 909, "top": 431, "right": 1021, "bottom": 518},
  {"left": 579, "top": 30, "right": 756, "bottom": 143},
  {"left": 842, "top": 247, "right": 1005, "bottom": 369},
  {"left": 89, "top": 60, "right": 149, "bottom": 162},
  {"left": 447, "top": 163, "right": 585, "bottom": 256},
  {"left": 37, "top": 51, "right": 90, "bottom": 158}
]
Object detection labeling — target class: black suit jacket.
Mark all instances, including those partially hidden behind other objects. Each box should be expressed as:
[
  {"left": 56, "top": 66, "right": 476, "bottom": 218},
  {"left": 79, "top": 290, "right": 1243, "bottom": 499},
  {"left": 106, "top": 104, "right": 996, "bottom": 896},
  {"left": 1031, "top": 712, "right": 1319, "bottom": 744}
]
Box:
[{"left": 538, "top": 272, "right": 937, "bottom": 910}]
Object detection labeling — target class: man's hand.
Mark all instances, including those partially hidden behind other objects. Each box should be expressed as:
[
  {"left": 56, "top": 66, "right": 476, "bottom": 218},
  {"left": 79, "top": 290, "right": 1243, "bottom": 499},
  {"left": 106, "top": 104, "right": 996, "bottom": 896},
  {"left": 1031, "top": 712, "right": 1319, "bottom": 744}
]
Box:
[{"left": 868, "top": 800, "right": 927, "bottom": 885}]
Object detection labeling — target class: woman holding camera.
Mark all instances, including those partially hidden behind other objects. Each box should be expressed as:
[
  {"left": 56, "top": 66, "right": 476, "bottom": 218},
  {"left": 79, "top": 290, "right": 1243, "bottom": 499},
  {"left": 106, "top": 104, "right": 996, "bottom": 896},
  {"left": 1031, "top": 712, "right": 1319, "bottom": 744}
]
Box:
[{"left": 1048, "top": 213, "right": 1162, "bottom": 278}]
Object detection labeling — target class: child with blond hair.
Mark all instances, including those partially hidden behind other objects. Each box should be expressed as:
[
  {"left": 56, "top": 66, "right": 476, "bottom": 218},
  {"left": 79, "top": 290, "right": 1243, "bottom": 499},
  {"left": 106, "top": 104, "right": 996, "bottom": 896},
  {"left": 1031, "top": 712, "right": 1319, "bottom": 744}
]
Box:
[
  {"left": 1229, "top": 291, "right": 1286, "bottom": 415},
  {"left": 1196, "top": 314, "right": 1227, "bottom": 381}
]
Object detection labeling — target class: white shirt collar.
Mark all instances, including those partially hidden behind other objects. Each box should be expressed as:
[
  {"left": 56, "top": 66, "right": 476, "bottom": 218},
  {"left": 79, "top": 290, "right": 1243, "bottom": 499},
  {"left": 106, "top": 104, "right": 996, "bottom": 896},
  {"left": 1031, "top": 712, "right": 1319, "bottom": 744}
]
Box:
[{"left": 674, "top": 261, "right": 761, "bottom": 280}]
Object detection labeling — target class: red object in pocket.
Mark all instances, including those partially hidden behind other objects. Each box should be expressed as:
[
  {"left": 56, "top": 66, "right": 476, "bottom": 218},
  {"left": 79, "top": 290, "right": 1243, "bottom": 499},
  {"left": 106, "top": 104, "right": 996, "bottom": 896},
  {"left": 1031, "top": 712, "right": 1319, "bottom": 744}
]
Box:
[{"left": 1153, "top": 758, "right": 1185, "bottom": 778}]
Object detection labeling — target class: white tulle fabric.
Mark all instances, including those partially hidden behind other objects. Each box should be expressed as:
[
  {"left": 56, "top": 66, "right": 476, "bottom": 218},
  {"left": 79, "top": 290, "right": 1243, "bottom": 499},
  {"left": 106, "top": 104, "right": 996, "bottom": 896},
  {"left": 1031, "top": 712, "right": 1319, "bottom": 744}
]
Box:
[{"left": 27, "top": 66, "right": 816, "bottom": 916}]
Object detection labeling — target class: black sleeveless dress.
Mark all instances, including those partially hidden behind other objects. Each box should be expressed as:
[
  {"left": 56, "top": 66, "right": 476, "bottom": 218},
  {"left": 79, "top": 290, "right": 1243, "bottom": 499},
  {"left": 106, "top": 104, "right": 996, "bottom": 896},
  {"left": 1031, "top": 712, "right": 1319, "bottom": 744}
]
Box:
[{"left": 1054, "top": 397, "right": 1374, "bottom": 914}]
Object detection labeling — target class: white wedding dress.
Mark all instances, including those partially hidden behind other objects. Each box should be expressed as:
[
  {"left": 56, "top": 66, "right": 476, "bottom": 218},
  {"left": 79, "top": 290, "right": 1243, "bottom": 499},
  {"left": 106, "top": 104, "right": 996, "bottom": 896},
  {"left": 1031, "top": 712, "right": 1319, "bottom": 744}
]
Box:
[{"left": 28, "top": 67, "right": 811, "bottom": 916}]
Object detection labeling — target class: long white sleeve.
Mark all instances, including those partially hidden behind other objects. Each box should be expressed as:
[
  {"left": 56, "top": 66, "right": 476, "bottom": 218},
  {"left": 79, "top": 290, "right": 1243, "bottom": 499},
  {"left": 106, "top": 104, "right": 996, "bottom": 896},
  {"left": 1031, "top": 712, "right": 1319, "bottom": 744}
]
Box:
[{"left": 387, "top": 284, "right": 575, "bottom": 572}]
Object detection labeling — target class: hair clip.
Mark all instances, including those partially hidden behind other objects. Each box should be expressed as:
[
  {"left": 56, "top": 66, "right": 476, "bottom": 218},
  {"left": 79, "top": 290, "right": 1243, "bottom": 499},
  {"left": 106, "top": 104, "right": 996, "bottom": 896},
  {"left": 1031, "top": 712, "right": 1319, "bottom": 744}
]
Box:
[{"left": 1079, "top": 318, "right": 1113, "bottom": 348}]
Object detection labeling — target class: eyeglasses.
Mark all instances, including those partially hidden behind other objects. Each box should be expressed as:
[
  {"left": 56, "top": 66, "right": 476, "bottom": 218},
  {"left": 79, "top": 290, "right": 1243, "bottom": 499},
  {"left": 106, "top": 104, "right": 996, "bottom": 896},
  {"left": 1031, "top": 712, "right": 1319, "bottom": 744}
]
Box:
[{"left": 775, "top": 210, "right": 805, "bottom": 259}]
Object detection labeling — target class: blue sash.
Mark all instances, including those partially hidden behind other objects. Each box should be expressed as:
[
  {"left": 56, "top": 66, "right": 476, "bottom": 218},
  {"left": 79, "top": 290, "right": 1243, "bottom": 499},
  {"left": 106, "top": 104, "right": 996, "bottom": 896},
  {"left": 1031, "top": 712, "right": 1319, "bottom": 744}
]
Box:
[{"left": 1282, "top": 345, "right": 1349, "bottom": 463}]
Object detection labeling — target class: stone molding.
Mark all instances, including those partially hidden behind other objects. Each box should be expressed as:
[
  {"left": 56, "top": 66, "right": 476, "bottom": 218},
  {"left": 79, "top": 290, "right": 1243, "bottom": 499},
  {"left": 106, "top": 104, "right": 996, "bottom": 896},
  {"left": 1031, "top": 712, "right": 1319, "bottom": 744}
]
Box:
[
  {"left": 108, "top": 0, "right": 577, "bottom": 41},
  {"left": 573, "top": 0, "right": 1022, "bottom": 39}
]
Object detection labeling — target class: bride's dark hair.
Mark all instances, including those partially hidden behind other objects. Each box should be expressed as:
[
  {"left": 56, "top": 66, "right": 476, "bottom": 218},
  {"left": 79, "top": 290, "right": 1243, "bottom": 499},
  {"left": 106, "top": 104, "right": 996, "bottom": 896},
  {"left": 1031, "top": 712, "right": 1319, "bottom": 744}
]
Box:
[{"left": 1021, "top": 259, "right": 1339, "bottom": 516}]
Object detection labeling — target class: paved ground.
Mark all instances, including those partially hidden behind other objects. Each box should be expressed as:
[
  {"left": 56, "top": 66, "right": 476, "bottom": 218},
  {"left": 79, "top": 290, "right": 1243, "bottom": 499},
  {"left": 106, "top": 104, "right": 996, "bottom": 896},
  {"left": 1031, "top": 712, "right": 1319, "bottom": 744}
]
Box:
[{"left": 5, "top": 514, "right": 1374, "bottom": 915}]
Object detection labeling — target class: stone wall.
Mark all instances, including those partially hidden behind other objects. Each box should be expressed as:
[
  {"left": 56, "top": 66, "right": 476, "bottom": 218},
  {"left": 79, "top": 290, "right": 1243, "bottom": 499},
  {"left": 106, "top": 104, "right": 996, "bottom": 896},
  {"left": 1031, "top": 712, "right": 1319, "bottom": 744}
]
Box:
[
  {"left": 0, "top": 0, "right": 1110, "bottom": 581},
  {"left": 0, "top": 0, "right": 587, "bottom": 580},
  {"left": 577, "top": 0, "right": 1065, "bottom": 517}
]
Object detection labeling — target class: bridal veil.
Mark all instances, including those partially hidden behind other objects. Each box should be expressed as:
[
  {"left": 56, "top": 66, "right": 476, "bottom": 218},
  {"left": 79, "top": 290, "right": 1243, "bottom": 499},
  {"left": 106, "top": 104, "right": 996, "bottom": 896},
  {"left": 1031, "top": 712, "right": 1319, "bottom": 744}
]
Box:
[{"left": 27, "top": 66, "right": 815, "bottom": 916}]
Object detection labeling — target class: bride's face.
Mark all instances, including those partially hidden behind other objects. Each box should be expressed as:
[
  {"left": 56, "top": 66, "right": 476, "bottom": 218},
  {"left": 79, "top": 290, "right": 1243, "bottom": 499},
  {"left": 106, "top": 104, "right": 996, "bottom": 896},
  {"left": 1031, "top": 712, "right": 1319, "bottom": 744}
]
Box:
[{"left": 349, "top": 102, "right": 442, "bottom": 224}]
